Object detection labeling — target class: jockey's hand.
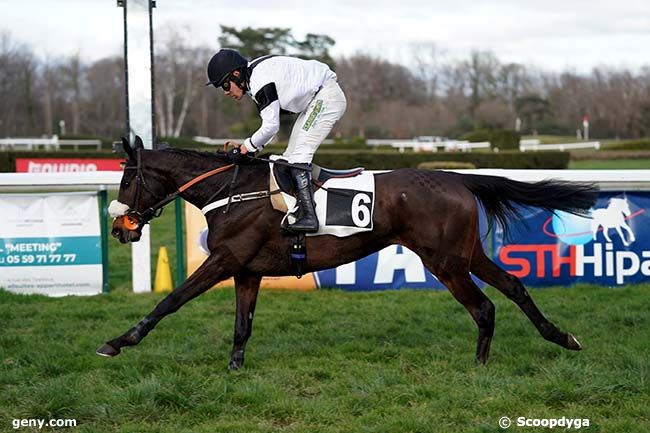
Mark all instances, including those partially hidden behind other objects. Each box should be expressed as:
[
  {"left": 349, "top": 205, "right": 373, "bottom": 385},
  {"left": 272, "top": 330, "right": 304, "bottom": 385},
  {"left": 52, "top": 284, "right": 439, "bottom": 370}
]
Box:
[
  {"left": 225, "top": 140, "right": 249, "bottom": 155},
  {"left": 226, "top": 147, "right": 245, "bottom": 164}
]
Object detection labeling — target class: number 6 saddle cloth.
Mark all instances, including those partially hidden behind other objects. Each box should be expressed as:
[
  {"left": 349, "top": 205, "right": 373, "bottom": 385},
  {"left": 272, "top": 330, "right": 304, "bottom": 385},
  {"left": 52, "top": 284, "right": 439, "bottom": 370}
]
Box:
[{"left": 268, "top": 155, "right": 377, "bottom": 238}]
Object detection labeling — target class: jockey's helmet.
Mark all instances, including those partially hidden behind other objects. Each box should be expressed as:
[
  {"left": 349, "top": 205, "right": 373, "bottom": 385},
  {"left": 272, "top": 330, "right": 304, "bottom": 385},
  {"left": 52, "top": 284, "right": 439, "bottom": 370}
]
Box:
[{"left": 206, "top": 49, "right": 248, "bottom": 90}]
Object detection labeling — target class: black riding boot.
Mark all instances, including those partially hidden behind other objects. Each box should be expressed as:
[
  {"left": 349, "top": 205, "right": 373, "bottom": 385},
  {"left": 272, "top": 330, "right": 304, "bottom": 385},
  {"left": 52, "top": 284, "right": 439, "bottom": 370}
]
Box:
[{"left": 287, "top": 165, "right": 319, "bottom": 233}]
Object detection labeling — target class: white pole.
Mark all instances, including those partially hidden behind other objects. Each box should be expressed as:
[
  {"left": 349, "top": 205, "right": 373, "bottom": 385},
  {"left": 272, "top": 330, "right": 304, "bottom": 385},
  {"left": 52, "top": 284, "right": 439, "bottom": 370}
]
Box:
[{"left": 122, "top": 0, "right": 156, "bottom": 293}]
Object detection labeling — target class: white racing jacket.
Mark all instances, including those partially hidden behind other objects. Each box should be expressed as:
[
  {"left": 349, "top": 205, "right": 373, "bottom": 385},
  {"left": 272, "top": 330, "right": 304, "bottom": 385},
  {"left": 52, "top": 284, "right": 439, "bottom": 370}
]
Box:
[{"left": 243, "top": 56, "right": 337, "bottom": 152}]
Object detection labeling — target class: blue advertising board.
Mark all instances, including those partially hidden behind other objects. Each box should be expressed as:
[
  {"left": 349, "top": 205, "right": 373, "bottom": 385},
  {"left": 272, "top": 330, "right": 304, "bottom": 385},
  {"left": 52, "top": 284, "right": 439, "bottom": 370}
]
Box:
[
  {"left": 493, "top": 192, "right": 650, "bottom": 286},
  {"left": 314, "top": 205, "right": 488, "bottom": 291}
]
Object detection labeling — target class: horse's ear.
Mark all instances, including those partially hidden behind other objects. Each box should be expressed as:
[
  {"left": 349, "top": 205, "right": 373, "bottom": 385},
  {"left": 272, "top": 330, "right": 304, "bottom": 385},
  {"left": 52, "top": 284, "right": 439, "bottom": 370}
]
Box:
[
  {"left": 122, "top": 137, "right": 135, "bottom": 160},
  {"left": 134, "top": 135, "right": 144, "bottom": 150}
]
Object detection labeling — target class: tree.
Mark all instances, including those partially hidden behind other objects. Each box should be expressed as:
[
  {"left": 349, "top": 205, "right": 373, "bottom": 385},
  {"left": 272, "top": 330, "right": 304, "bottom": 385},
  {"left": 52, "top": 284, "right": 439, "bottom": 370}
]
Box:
[
  {"left": 515, "top": 95, "right": 551, "bottom": 134},
  {"left": 218, "top": 26, "right": 294, "bottom": 58},
  {"left": 294, "top": 33, "right": 335, "bottom": 65},
  {"left": 155, "top": 26, "right": 204, "bottom": 138}
]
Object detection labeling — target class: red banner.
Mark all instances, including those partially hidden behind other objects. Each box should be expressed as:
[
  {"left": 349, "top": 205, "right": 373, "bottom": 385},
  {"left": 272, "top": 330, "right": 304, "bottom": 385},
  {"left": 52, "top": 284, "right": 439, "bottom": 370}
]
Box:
[{"left": 16, "top": 158, "right": 124, "bottom": 173}]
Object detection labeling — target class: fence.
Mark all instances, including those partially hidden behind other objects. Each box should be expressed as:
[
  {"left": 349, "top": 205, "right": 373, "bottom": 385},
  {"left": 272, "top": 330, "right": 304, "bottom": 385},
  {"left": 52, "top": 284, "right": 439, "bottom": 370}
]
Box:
[
  {"left": 367, "top": 139, "right": 492, "bottom": 153},
  {"left": 0, "top": 136, "right": 102, "bottom": 151},
  {"left": 1, "top": 169, "right": 649, "bottom": 293},
  {"left": 520, "top": 141, "right": 600, "bottom": 152}
]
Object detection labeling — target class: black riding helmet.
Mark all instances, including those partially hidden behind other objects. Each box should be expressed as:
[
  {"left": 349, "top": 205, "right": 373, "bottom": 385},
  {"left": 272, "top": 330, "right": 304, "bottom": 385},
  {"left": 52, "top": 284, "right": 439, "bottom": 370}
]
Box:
[{"left": 206, "top": 49, "right": 249, "bottom": 90}]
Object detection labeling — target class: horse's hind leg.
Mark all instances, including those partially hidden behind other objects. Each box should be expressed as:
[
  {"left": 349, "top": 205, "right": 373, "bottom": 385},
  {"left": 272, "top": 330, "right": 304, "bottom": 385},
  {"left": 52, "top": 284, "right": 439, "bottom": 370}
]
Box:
[
  {"left": 418, "top": 253, "right": 495, "bottom": 364},
  {"left": 470, "top": 245, "right": 582, "bottom": 351},
  {"left": 229, "top": 272, "right": 262, "bottom": 370}
]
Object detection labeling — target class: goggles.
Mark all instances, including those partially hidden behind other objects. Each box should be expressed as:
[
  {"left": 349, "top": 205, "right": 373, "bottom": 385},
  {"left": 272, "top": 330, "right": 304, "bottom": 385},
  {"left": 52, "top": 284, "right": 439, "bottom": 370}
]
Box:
[{"left": 221, "top": 75, "right": 233, "bottom": 91}]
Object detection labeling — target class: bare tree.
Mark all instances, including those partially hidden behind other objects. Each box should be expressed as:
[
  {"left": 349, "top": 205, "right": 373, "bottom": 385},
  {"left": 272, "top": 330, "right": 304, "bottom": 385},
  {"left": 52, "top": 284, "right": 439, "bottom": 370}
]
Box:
[{"left": 155, "top": 26, "right": 203, "bottom": 138}]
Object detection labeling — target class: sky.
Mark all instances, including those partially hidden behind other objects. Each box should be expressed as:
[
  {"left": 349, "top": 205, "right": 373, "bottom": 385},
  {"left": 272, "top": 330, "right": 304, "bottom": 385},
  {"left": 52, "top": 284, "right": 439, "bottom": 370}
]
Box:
[{"left": 2, "top": 0, "right": 649, "bottom": 73}]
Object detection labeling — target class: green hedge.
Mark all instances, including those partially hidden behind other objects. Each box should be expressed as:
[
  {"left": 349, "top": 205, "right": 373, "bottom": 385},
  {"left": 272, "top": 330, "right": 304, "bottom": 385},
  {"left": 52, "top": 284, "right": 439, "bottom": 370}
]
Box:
[
  {"left": 59, "top": 134, "right": 114, "bottom": 147},
  {"left": 313, "top": 150, "right": 569, "bottom": 169},
  {"left": 606, "top": 139, "right": 650, "bottom": 151},
  {"left": 460, "top": 129, "right": 521, "bottom": 150},
  {"left": 417, "top": 161, "right": 477, "bottom": 170},
  {"left": 460, "top": 130, "right": 490, "bottom": 143},
  {"left": 0, "top": 149, "right": 570, "bottom": 172}
]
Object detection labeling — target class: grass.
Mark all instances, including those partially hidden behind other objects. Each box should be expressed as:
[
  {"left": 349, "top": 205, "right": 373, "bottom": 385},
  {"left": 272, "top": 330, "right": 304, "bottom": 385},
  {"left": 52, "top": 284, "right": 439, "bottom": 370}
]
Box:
[
  {"left": 0, "top": 284, "right": 649, "bottom": 432},
  {"left": 569, "top": 159, "right": 650, "bottom": 169}
]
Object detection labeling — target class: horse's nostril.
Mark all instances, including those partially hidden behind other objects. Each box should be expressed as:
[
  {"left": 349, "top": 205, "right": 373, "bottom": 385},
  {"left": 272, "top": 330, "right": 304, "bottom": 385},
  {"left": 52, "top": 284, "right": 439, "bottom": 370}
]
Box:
[{"left": 111, "top": 228, "right": 121, "bottom": 238}]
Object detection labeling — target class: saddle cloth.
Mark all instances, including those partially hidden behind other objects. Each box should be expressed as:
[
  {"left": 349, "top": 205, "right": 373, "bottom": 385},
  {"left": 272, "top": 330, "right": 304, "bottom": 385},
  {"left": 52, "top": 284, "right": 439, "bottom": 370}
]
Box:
[{"left": 269, "top": 155, "right": 376, "bottom": 238}]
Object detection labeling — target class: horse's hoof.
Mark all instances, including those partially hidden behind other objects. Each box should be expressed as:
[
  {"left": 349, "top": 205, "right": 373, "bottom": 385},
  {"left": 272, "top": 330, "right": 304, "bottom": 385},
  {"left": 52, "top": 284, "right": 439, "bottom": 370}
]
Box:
[
  {"left": 228, "top": 350, "right": 244, "bottom": 370},
  {"left": 96, "top": 343, "right": 120, "bottom": 357},
  {"left": 566, "top": 334, "right": 582, "bottom": 351}
]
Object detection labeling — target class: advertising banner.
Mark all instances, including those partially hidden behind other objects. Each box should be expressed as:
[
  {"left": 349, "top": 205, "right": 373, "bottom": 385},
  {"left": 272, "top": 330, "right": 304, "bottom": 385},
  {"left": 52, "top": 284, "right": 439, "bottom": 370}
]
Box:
[
  {"left": 185, "top": 203, "right": 487, "bottom": 291},
  {"left": 493, "top": 192, "right": 650, "bottom": 286},
  {"left": 0, "top": 192, "right": 104, "bottom": 296},
  {"left": 16, "top": 158, "right": 124, "bottom": 173}
]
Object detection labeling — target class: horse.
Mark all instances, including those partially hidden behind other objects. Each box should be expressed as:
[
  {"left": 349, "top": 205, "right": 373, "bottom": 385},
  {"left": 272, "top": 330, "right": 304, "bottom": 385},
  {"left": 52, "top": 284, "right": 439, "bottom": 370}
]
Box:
[
  {"left": 591, "top": 197, "right": 635, "bottom": 246},
  {"left": 97, "top": 136, "right": 598, "bottom": 369}
]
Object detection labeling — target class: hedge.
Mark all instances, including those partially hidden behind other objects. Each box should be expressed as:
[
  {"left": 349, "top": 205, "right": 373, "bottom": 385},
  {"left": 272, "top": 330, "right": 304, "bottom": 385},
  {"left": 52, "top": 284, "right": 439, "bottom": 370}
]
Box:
[
  {"left": 0, "top": 149, "right": 570, "bottom": 172},
  {"left": 460, "top": 129, "right": 521, "bottom": 149},
  {"left": 605, "top": 139, "right": 650, "bottom": 151},
  {"left": 417, "top": 161, "right": 477, "bottom": 170},
  {"left": 313, "top": 150, "right": 569, "bottom": 170}
]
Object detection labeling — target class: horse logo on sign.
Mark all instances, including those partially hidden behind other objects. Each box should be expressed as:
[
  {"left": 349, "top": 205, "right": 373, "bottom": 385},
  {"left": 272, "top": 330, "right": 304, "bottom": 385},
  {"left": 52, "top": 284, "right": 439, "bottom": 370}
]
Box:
[{"left": 591, "top": 197, "right": 636, "bottom": 246}]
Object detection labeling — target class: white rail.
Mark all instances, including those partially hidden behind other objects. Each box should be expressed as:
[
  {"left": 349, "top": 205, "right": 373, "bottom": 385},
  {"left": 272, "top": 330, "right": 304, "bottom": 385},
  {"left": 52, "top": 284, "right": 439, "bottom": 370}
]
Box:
[
  {"left": 520, "top": 141, "right": 600, "bottom": 152},
  {"left": 448, "top": 169, "right": 650, "bottom": 190},
  {"left": 367, "top": 139, "right": 491, "bottom": 153},
  {"left": 0, "top": 136, "right": 102, "bottom": 151},
  {"left": 0, "top": 172, "right": 122, "bottom": 189}
]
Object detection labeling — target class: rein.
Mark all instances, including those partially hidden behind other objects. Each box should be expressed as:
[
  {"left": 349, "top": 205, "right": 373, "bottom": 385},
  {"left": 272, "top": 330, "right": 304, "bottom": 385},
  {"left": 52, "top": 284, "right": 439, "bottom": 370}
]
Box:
[{"left": 120, "top": 149, "right": 236, "bottom": 231}]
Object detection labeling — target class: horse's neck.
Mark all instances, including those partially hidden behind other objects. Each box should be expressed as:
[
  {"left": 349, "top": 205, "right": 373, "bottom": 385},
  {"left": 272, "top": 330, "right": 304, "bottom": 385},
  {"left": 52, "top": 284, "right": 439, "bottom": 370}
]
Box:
[{"left": 148, "top": 152, "right": 267, "bottom": 209}]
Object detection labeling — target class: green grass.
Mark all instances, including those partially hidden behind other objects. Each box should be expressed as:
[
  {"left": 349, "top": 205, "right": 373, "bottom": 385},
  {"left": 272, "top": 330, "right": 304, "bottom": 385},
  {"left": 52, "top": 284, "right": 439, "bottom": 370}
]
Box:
[{"left": 1, "top": 284, "right": 649, "bottom": 432}]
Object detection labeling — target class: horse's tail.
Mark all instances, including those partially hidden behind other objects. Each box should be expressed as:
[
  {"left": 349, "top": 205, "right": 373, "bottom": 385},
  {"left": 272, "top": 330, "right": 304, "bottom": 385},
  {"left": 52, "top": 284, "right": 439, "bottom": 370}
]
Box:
[{"left": 460, "top": 173, "right": 599, "bottom": 238}]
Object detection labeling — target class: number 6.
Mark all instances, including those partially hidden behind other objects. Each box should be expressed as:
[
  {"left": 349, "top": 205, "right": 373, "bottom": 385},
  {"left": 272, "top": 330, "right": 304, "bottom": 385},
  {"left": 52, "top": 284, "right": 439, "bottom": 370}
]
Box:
[{"left": 351, "top": 193, "right": 371, "bottom": 227}]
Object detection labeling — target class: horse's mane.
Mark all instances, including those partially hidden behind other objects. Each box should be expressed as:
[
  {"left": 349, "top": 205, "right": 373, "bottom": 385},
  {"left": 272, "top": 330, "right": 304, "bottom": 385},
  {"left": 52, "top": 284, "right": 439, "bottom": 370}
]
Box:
[{"left": 159, "top": 147, "right": 269, "bottom": 166}]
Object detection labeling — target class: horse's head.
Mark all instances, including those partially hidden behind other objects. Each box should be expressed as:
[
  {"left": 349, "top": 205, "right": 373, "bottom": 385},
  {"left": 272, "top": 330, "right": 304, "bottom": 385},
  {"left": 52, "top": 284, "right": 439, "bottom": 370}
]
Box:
[
  {"left": 610, "top": 197, "right": 632, "bottom": 217},
  {"left": 620, "top": 198, "right": 632, "bottom": 217},
  {"left": 109, "top": 136, "right": 171, "bottom": 244}
]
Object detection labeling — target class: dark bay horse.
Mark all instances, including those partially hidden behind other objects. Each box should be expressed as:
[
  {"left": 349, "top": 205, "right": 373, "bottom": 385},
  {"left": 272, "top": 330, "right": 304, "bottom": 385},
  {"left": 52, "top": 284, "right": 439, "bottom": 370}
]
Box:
[{"left": 97, "top": 137, "right": 598, "bottom": 369}]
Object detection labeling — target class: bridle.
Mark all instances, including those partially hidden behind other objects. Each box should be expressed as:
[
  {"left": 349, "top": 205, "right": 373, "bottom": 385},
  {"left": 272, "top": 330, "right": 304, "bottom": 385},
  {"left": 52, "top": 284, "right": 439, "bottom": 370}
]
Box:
[{"left": 119, "top": 148, "right": 236, "bottom": 231}]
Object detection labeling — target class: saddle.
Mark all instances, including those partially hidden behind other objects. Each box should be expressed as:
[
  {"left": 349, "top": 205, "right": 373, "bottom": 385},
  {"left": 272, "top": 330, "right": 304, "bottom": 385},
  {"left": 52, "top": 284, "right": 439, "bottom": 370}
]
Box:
[{"left": 270, "top": 159, "right": 364, "bottom": 197}]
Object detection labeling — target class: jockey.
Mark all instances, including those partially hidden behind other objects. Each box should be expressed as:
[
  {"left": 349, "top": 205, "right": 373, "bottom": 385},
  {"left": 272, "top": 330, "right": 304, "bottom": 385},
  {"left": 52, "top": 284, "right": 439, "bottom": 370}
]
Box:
[{"left": 206, "top": 48, "right": 347, "bottom": 233}]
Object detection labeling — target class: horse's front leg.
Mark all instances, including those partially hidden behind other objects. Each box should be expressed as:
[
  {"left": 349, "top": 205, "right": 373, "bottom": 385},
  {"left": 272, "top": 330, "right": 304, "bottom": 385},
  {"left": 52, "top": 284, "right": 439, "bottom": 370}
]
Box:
[
  {"left": 229, "top": 272, "right": 262, "bottom": 370},
  {"left": 615, "top": 226, "right": 630, "bottom": 246},
  {"left": 96, "top": 251, "right": 237, "bottom": 357},
  {"left": 621, "top": 222, "right": 635, "bottom": 243}
]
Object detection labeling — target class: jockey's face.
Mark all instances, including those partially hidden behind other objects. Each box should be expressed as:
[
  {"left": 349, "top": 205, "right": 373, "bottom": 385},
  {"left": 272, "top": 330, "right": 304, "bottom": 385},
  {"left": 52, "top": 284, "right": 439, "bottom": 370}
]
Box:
[{"left": 223, "top": 70, "right": 244, "bottom": 100}]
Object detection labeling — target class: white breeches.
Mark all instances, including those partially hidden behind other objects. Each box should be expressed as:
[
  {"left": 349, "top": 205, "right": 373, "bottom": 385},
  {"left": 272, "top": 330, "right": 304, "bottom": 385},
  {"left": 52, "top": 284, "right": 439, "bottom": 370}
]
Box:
[{"left": 282, "top": 78, "right": 347, "bottom": 164}]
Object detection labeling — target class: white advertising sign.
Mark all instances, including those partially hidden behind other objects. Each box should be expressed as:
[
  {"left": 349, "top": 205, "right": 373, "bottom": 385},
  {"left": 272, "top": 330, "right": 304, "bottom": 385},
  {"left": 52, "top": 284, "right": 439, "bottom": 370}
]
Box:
[{"left": 0, "top": 192, "right": 103, "bottom": 296}]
